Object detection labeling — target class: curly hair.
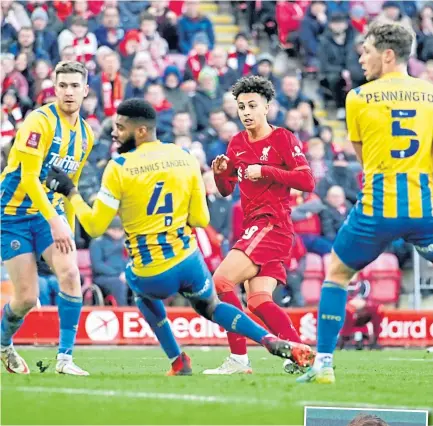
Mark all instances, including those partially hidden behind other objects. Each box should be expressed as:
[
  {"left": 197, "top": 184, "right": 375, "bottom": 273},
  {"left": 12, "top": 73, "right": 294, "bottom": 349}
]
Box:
[{"left": 232, "top": 76, "right": 276, "bottom": 103}]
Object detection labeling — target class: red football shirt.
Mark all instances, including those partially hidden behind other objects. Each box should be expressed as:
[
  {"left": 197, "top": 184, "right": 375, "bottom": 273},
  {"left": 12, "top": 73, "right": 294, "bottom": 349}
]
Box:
[{"left": 215, "top": 127, "right": 312, "bottom": 229}]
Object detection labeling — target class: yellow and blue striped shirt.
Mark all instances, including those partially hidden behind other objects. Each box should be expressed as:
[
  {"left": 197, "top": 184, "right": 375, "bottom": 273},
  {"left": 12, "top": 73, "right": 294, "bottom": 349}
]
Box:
[
  {"left": 346, "top": 72, "right": 433, "bottom": 218},
  {"left": 0, "top": 103, "right": 93, "bottom": 217}
]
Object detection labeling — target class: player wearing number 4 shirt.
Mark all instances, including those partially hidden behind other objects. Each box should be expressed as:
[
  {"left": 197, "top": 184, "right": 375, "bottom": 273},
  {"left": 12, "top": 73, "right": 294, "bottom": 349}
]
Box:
[
  {"left": 205, "top": 76, "right": 316, "bottom": 375},
  {"left": 46, "top": 99, "right": 315, "bottom": 376},
  {"left": 298, "top": 22, "right": 433, "bottom": 385}
]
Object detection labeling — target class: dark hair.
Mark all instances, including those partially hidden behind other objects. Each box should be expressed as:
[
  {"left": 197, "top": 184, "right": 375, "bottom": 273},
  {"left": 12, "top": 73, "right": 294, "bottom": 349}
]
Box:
[
  {"left": 365, "top": 21, "right": 414, "bottom": 63},
  {"left": 55, "top": 61, "right": 88, "bottom": 82},
  {"left": 140, "top": 11, "right": 156, "bottom": 23},
  {"left": 117, "top": 99, "right": 157, "bottom": 127},
  {"left": 232, "top": 76, "right": 276, "bottom": 102},
  {"left": 348, "top": 414, "right": 390, "bottom": 426}
]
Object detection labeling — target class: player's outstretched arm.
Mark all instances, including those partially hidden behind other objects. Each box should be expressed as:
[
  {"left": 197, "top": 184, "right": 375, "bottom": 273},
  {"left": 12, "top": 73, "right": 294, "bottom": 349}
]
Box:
[
  {"left": 188, "top": 158, "right": 210, "bottom": 228},
  {"left": 212, "top": 154, "right": 237, "bottom": 196},
  {"left": 47, "top": 161, "right": 119, "bottom": 238}
]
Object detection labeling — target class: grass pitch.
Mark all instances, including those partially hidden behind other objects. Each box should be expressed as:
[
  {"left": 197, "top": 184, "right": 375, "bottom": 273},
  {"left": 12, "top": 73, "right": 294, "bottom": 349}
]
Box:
[{"left": 1, "top": 347, "right": 432, "bottom": 425}]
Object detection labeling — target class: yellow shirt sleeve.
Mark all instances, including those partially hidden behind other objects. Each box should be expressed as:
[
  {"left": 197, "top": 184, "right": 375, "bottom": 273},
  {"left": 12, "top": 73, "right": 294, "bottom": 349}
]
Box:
[
  {"left": 68, "top": 160, "right": 120, "bottom": 238},
  {"left": 187, "top": 157, "right": 210, "bottom": 228},
  {"left": 15, "top": 111, "right": 58, "bottom": 221},
  {"left": 64, "top": 124, "right": 95, "bottom": 231},
  {"left": 346, "top": 89, "right": 364, "bottom": 143}
]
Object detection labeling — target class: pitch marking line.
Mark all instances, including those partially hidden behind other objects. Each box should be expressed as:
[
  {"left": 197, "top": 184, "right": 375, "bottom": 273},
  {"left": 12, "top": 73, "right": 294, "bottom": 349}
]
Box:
[
  {"left": 299, "top": 401, "right": 431, "bottom": 411},
  {"left": 388, "top": 357, "right": 433, "bottom": 362},
  {"left": 12, "top": 386, "right": 277, "bottom": 406}
]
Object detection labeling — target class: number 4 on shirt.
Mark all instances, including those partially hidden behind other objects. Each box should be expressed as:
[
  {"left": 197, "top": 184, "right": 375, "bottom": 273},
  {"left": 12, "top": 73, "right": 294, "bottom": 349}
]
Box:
[
  {"left": 147, "top": 181, "right": 173, "bottom": 215},
  {"left": 390, "top": 109, "right": 419, "bottom": 159}
]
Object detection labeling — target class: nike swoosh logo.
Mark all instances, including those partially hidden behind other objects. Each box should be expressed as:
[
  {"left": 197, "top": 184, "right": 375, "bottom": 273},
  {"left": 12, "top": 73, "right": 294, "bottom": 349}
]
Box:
[{"left": 236, "top": 151, "right": 246, "bottom": 157}]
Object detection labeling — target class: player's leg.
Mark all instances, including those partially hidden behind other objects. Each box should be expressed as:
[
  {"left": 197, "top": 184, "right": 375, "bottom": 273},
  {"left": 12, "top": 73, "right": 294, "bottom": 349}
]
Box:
[
  {"left": 212, "top": 248, "right": 260, "bottom": 368},
  {"left": 0, "top": 253, "right": 37, "bottom": 374},
  {"left": 40, "top": 216, "right": 88, "bottom": 376},
  {"left": 297, "top": 211, "right": 391, "bottom": 384},
  {"left": 246, "top": 274, "right": 302, "bottom": 343},
  {"left": 125, "top": 263, "right": 189, "bottom": 376},
  {"left": 0, "top": 217, "right": 38, "bottom": 374}
]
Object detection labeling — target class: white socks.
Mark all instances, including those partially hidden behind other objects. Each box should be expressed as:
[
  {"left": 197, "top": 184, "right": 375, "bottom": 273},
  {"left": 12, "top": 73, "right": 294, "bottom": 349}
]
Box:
[
  {"left": 313, "top": 352, "right": 333, "bottom": 370},
  {"left": 230, "top": 353, "right": 249, "bottom": 365}
]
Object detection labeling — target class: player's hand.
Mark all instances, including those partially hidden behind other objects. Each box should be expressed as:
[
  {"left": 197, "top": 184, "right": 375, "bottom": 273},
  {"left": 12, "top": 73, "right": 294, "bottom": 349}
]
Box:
[
  {"left": 212, "top": 155, "right": 230, "bottom": 175},
  {"left": 49, "top": 216, "right": 74, "bottom": 254},
  {"left": 245, "top": 164, "right": 262, "bottom": 181},
  {"left": 46, "top": 166, "right": 75, "bottom": 197}
]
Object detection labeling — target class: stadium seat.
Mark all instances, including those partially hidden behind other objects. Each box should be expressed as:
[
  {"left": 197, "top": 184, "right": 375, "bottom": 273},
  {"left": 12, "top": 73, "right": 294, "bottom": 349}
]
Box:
[
  {"left": 301, "top": 278, "right": 322, "bottom": 306},
  {"left": 304, "top": 253, "right": 324, "bottom": 279},
  {"left": 360, "top": 253, "right": 401, "bottom": 306}
]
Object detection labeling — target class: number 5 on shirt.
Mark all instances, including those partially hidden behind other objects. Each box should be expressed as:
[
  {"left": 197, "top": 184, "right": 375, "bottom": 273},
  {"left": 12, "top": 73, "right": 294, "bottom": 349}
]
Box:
[{"left": 390, "top": 109, "right": 419, "bottom": 159}]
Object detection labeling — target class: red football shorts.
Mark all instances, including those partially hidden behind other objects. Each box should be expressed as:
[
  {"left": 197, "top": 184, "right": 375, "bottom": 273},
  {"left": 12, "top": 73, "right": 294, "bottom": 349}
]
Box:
[{"left": 232, "top": 219, "right": 293, "bottom": 284}]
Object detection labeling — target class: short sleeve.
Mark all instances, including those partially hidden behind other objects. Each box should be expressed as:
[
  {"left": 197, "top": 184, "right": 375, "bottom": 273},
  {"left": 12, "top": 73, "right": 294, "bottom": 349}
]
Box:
[
  {"left": 14, "top": 111, "right": 51, "bottom": 157},
  {"left": 282, "top": 129, "right": 310, "bottom": 170},
  {"left": 97, "top": 160, "right": 122, "bottom": 210},
  {"left": 346, "top": 89, "right": 363, "bottom": 142}
]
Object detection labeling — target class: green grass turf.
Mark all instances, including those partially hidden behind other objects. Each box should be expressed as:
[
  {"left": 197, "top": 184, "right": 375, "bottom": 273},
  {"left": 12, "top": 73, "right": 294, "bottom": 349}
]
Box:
[{"left": 1, "top": 347, "right": 432, "bottom": 425}]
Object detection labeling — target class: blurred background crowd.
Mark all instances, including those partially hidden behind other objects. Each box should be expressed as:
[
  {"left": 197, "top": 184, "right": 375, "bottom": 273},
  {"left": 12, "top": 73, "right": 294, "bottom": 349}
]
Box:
[{"left": 1, "top": 0, "right": 433, "bottom": 310}]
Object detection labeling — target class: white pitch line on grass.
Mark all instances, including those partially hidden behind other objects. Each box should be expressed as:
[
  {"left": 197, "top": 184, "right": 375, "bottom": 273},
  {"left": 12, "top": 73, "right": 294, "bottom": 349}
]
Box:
[
  {"left": 12, "top": 386, "right": 277, "bottom": 406},
  {"left": 388, "top": 357, "right": 433, "bottom": 362},
  {"left": 299, "top": 401, "right": 431, "bottom": 411}
]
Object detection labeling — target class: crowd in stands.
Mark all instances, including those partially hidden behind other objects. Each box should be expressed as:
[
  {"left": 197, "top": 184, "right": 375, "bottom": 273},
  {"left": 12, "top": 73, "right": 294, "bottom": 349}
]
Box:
[{"left": 2, "top": 0, "right": 432, "bottom": 308}]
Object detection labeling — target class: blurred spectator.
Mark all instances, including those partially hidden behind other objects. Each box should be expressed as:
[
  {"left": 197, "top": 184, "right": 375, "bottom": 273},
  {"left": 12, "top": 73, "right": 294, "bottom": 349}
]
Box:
[
  {"left": 163, "top": 65, "right": 197, "bottom": 126},
  {"left": 26, "top": 0, "right": 64, "bottom": 34},
  {"left": 210, "top": 47, "right": 238, "bottom": 92},
  {"left": 416, "top": 3, "right": 433, "bottom": 62},
  {"left": 290, "top": 188, "right": 330, "bottom": 256},
  {"left": 190, "top": 141, "right": 208, "bottom": 172},
  {"left": 118, "top": 1, "right": 149, "bottom": 31},
  {"left": 285, "top": 108, "right": 311, "bottom": 144},
  {"left": 316, "top": 152, "right": 360, "bottom": 205},
  {"left": 307, "top": 137, "right": 327, "bottom": 182},
  {"left": 227, "top": 32, "right": 256, "bottom": 78},
  {"left": 37, "top": 258, "right": 59, "bottom": 306},
  {"left": 277, "top": 74, "right": 311, "bottom": 111},
  {"left": 124, "top": 67, "right": 149, "bottom": 99},
  {"left": 147, "top": 0, "right": 179, "bottom": 52},
  {"left": 298, "top": 100, "right": 319, "bottom": 136},
  {"left": 1, "top": 7, "right": 17, "bottom": 52},
  {"left": 137, "top": 11, "right": 169, "bottom": 55},
  {"left": 118, "top": 31, "right": 141, "bottom": 73},
  {"left": 253, "top": 53, "right": 281, "bottom": 94},
  {"left": 222, "top": 92, "right": 242, "bottom": 128},
  {"left": 420, "top": 60, "right": 433, "bottom": 83},
  {"left": 2, "top": 88, "right": 23, "bottom": 129},
  {"left": 299, "top": 0, "right": 328, "bottom": 68},
  {"left": 347, "top": 34, "right": 367, "bottom": 89},
  {"left": 319, "top": 13, "right": 354, "bottom": 120},
  {"left": 1, "top": 109, "right": 15, "bottom": 158},
  {"left": 58, "top": 16, "right": 97, "bottom": 66},
  {"left": 94, "top": 6, "right": 124, "bottom": 51},
  {"left": 33, "top": 59, "right": 52, "bottom": 101},
  {"left": 275, "top": 0, "right": 306, "bottom": 48},
  {"left": 91, "top": 51, "right": 126, "bottom": 118},
  {"left": 161, "top": 111, "right": 196, "bottom": 143},
  {"left": 203, "top": 170, "right": 232, "bottom": 254},
  {"left": 198, "top": 109, "right": 228, "bottom": 147},
  {"left": 53, "top": 0, "right": 74, "bottom": 24},
  {"left": 326, "top": 1, "right": 350, "bottom": 18},
  {"left": 89, "top": 217, "right": 128, "bottom": 306},
  {"left": 36, "top": 84, "right": 56, "bottom": 108},
  {"left": 60, "top": 45, "right": 77, "bottom": 62},
  {"left": 174, "top": 135, "right": 192, "bottom": 150},
  {"left": 376, "top": 1, "right": 413, "bottom": 28},
  {"left": 184, "top": 32, "right": 211, "bottom": 82},
  {"left": 318, "top": 125, "right": 338, "bottom": 162},
  {"left": 177, "top": 0, "right": 215, "bottom": 55},
  {"left": 1, "top": 0, "right": 31, "bottom": 33},
  {"left": 192, "top": 66, "right": 223, "bottom": 131},
  {"left": 9, "top": 26, "right": 50, "bottom": 61},
  {"left": 193, "top": 225, "right": 223, "bottom": 273},
  {"left": 206, "top": 120, "right": 239, "bottom": 164},
  {"left": 320, "top": 185, "right": 352, "bottom": 243},
  {"left": 145, "top": 83, "right": 175, "bottom": 139},
  {"left": 350, "top": 4, "right": 368, "bottom": 34},
  {"left": 1, "top": 53, "right": 29, "bottom": 99},
  {"left": 80, "top": 89, "right": 102, "bottom": 125},
  {"left": 77, "top": 161, "right": 100, "bottom": 206},
  {"left": 31, "top": 7, "right": 59, "bottom": 63},
  {"left": 65, "top": 0, "right": 98, "bottom": 32},
  {"left": 267, "top": 99, "right": 286, "bottom": 128}
]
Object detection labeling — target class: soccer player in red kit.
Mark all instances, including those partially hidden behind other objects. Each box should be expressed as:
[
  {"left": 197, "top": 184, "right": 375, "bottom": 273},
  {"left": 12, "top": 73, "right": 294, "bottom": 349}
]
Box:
[{"left": 203, "top": 76, "right": 316, "bottom": 375}]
